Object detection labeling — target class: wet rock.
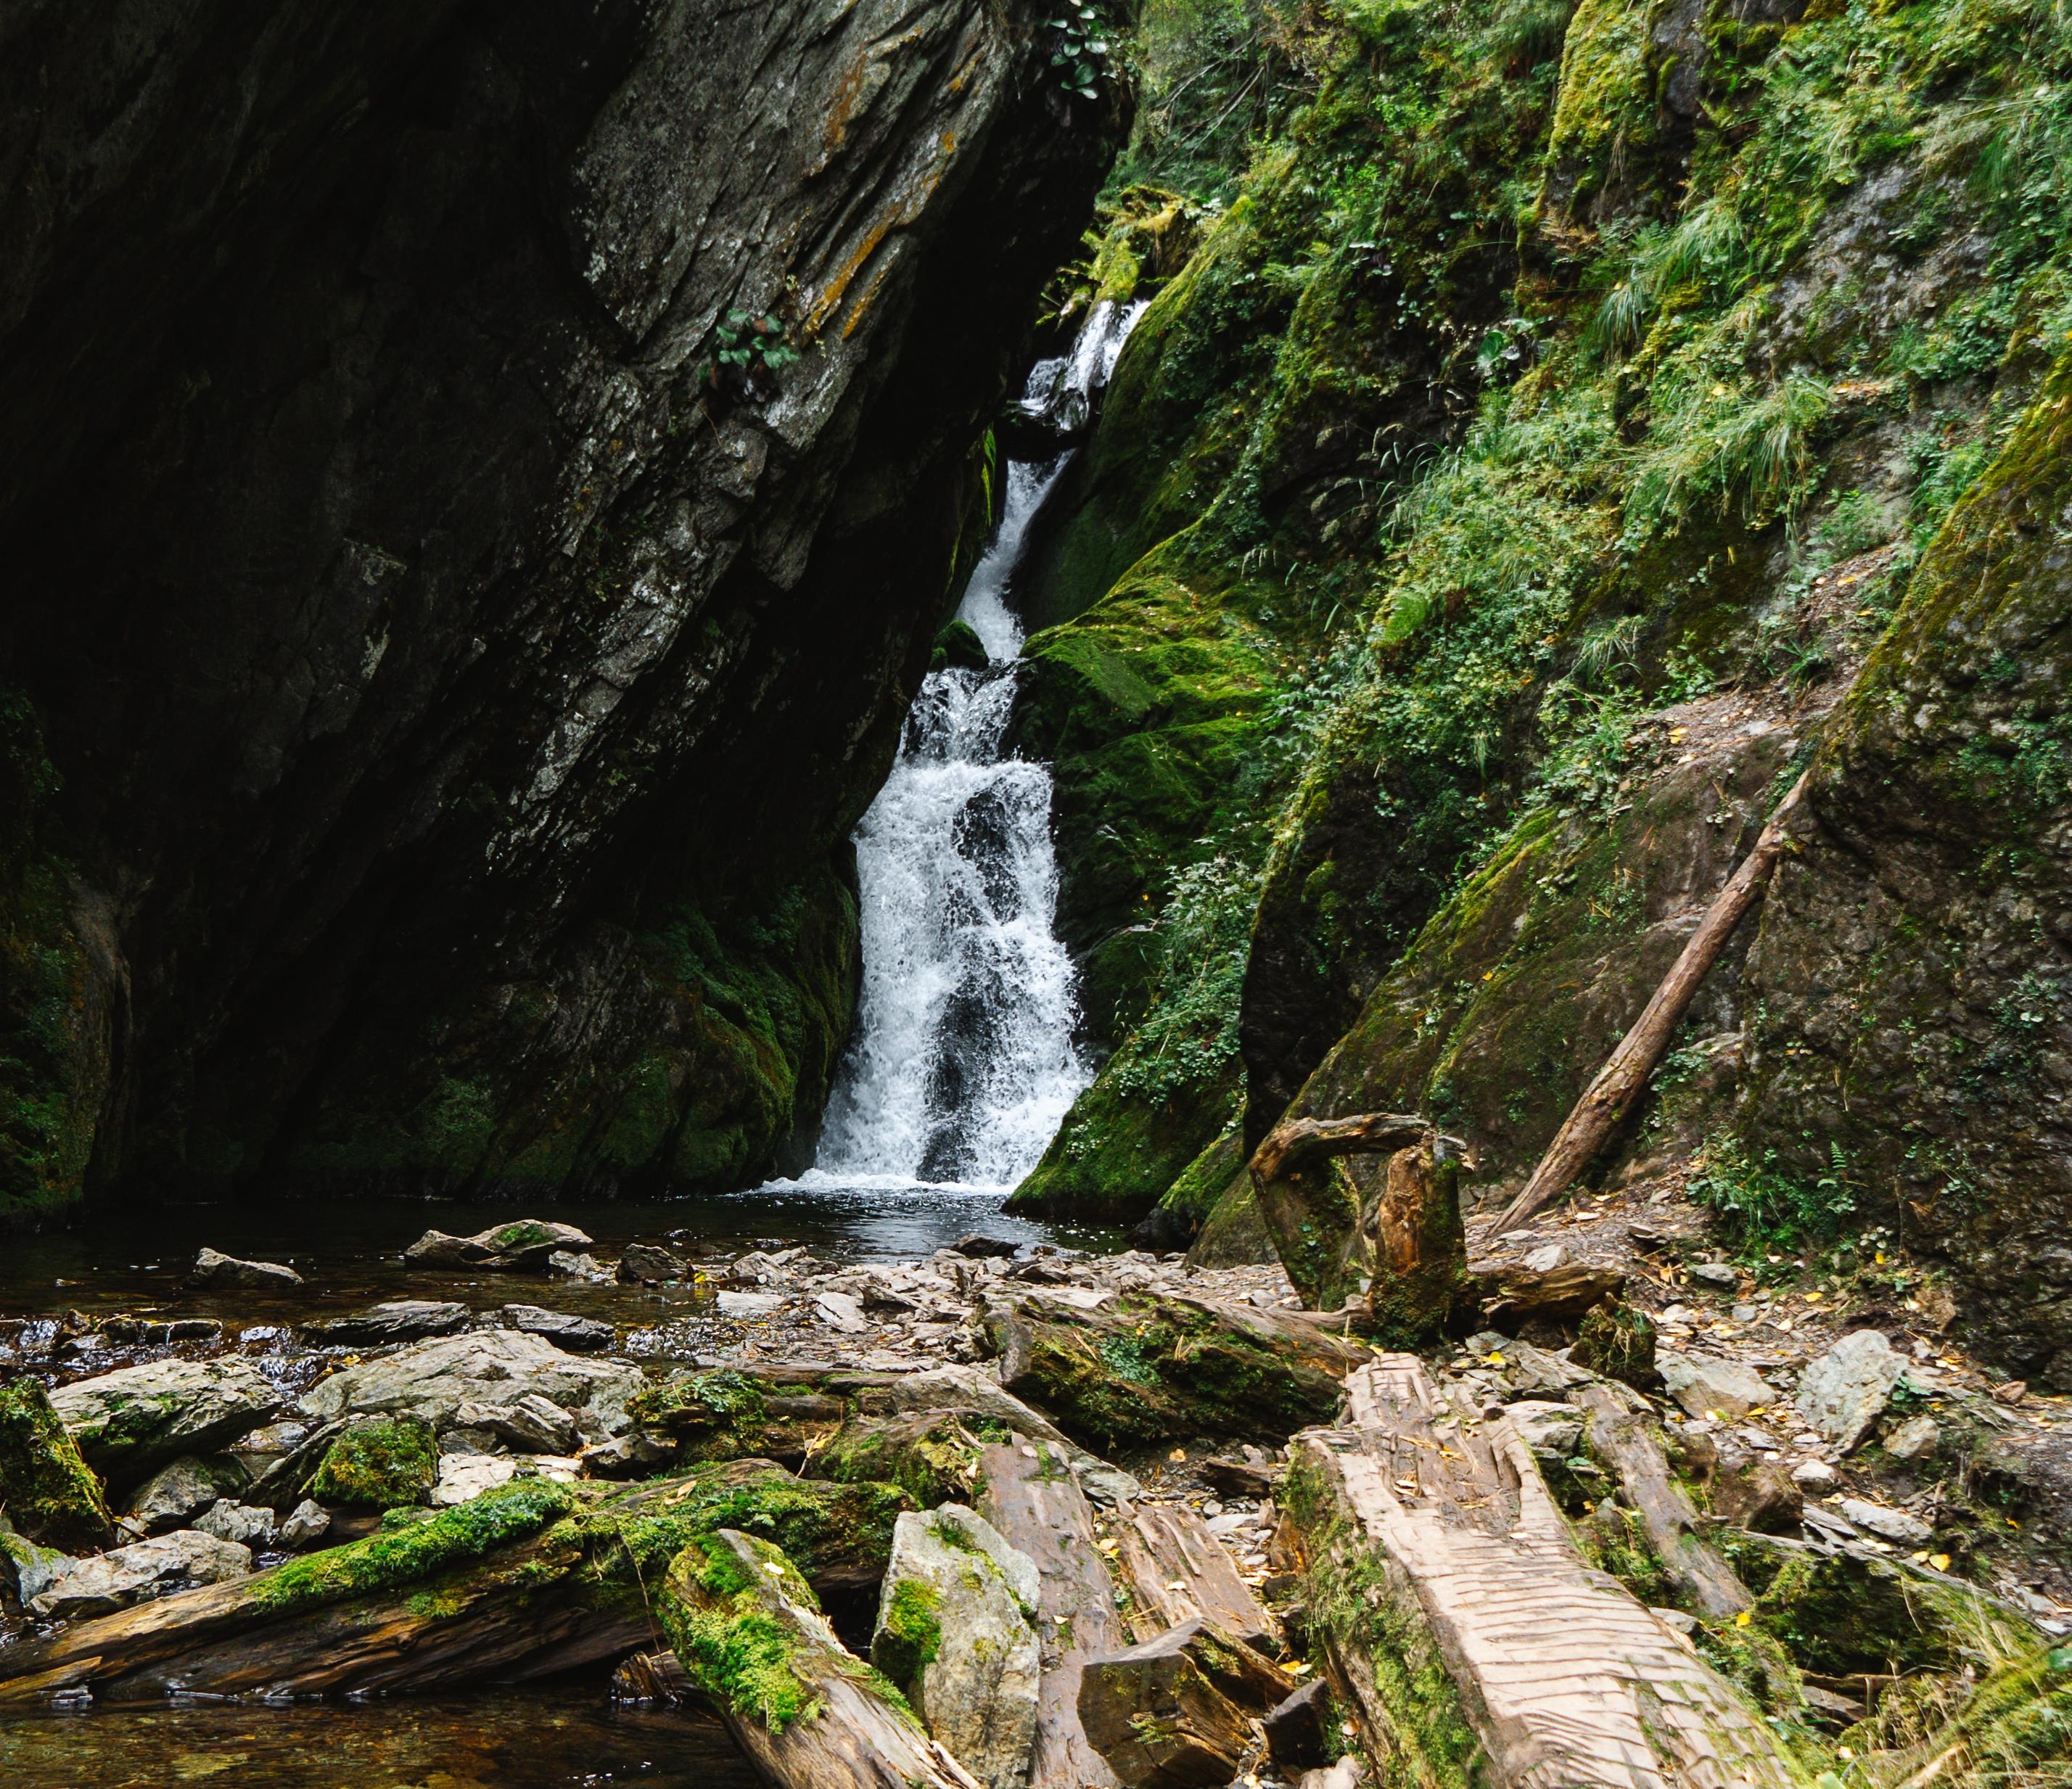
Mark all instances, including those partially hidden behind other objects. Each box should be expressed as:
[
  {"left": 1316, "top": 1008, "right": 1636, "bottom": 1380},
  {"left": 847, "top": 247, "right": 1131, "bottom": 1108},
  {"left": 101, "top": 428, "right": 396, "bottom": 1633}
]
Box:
[
  {"left": 297, "top": 1329, "right": 639, "bottom": 1439},
  {"left": 1838, "top": 1497, "right": 1933, "bottom": 1548},
  {"left": 0, "top": 1375, "right": 115, "bottom": 1550},
  {"left": 52, "top": 1355, "right": 283, "bottom": 1486},
  {"left": 548, "top": 1251, "right": 612, "bottom": 1281},
  {"left": 451, "top": 1393, "right": 579, "bottom": 1455},
  {"left": 871, "top": 1504, "right": 1040, "bottom": 1789},
  {"left": 502, "top": 1304, "right": 614, "bottom": 1353},
  {"left": 310, "top": 1301, "right": 472, "bottom": 1346},
  {"left": 124, "top": 1454, "right": 247, "bottom": 1536},
  {"left": 617, "top": 1242, "right": 686, "bottom": 1284},
  {"left": 29, "top": 1529, "right": 252, "bottom": 1619},
  {"left": 277, "top": 1499, "right": 331, "bottom": 1549},
  {"left": 308, "top": 1416, "right": 438, "bottom": 1508},
  {"left": 1658, "top": 1349, "right": 1775, "bottom": 1422},
  {"left": 192, "top": 1246, "right": 303, "bottom": 1289},
  {"left": 717, "top": 1289, "right": 783, "bottom": 1318},
  {"left": 1883, "top": 1414, "right": 1940, "bottom": 1461},
  {"left": 1797, "top": 1331, "right": 1906, "bottom": 1453},
  {"left": 405, "top": 1221, "right": 592, "bottom": 1272},
  {"left": 194, "top": 1497, "right": 278, "bottom": 1549}
]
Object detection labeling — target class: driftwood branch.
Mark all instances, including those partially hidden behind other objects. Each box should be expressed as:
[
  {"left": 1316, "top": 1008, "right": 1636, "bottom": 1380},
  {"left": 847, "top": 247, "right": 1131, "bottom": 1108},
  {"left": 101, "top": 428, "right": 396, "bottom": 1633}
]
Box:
[
  {"left": 1569, "top": 1381, "right": 1753, "bottom": 1621},
  {"left": 1495, "top": 768, "right": 1813, "bottom": 1232},
  {"left": 1250, "top": 1111, "right": 1458, "bottom": 1183}
]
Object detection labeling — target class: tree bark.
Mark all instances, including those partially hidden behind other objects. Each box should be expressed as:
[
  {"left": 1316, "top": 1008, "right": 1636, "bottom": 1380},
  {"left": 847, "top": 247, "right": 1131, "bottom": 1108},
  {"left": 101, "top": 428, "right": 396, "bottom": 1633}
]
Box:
[
  {"left": 1283, "top": 1355, "right": 1801, "bottom": 1789},
  {"left": 1079, "top": 1616, "right": 1294, "bottom": 1788},
  {"left": 1250, "top": 1111, "right": 1437, "bottom": 1182},
  {"left": 662, "top": 1527, "right": 981, "bottom": 1789},
  {"left": 1568, "top": 1381, "right": 1753, "bottom": 1621},
  {"left": 1495, "top": 768, "right": 1813, "bottom": 1233}
]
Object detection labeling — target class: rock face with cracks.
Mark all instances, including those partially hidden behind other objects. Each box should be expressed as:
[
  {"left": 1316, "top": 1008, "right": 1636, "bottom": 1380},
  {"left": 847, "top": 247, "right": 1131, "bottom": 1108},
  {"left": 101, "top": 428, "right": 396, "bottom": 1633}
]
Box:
[{"left": 0, "top": 0, "right": 1124, "bottom": 1223}]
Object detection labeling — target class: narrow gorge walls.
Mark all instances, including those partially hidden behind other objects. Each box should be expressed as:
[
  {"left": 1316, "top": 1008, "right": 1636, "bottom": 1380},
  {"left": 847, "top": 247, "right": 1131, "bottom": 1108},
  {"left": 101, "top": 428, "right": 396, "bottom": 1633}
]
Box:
[{"left": 0, "top": 1, "right": 1125, "bottom": 1218}]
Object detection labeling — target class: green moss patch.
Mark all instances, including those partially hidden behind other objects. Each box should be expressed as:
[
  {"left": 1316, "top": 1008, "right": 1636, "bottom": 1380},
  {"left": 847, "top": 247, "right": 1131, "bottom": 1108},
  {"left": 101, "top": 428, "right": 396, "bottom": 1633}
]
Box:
[
  {"left": 309, "top": 1417, "right": 437, "bottom": 1509},
  {"left": 0, "top": 1375, "right": 113, "bottom": 1550}
]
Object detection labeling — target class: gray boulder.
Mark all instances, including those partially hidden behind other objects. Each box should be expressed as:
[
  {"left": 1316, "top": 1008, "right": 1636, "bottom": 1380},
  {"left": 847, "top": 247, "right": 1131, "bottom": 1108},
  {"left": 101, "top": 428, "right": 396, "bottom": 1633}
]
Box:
[
  {"left": 871, "top": 1504, "right": 1040, "bottom": 1789},
  {"left": 52, "top": 1355, "right": 283, "bottom": 1485},
  {"left": 404, "top": 1220, "right": 591, "bottom": 1271},
  {"left": 1883, "top": 1414, "right": 1941, "bottom": 1461},
  {"left": 192, "top": 1246, "right": 303, "bottom": 1289},
  {"left": 1504, "top": 1400, "right": 1586, "bottom": 1460},
  {"left": 449, "top": 1392, "right": 579, "bottom": 1455},
  {"left": 1838, "top": 1497, "right": 1934, "bottom": 1548},
  {"left": 309, "top": 1301, "right": 472, "bottom": 1345},
  {"left": 297, "top": 1328, "right": 638, "bottom": 1439},
  {"left": 29, "top": 1529, "right": 252, "bottom": 1619},
  {"left": 503, "top": 1304, "right": 614, "bottom": 1352},
  {"left": 1657, "top": 1350, "right": 1775, "bottom": 1422},
  {"left": 1, "top": 1523, "right": 74, "bottom": 1611},
  {"left": 1797, "top": 1330, "right": 1906, "bottom": 1453},
  {"left": 277, "top": 1499, "right": 331, "bottom": 1549},
  {"left": 124, "top": 1454, "right": 247, "bottom": 1535},
  {"left": 194, "top": 1497, "right": 278, "bottom": 1549}
]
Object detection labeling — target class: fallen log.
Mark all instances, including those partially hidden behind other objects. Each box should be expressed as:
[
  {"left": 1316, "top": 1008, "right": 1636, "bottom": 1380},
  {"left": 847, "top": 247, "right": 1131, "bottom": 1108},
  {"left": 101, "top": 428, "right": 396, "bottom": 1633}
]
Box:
[
  {"left": 1079, "top": 1616, "right": 1294, "bottom": 1788},
  {"left": 977, "top": 1435, "right": 1127, "bottom": 1789},
  {"left": 1112, "top": 1500, "right": 1279, "bottom": 1655},
  {"left": 0, "top": 1462, "right": 910, "bottom": 1706},
  {"left": 1283, "top": 1355, "right": 1801, "bottom": 1789},
  {"left": 1566, "top": 1381, "right": 1752, "bottom": 1621},
  {"left": 660, "top": 1526, "right": 981, "bottom": 1789},
  {"left": 1471, "top": 1259, "right": 1627, "bottom": 1328},
  {"left": 979, "top": 1289, "right": 1362, "bottom": 1453},
  {"left": 1495, "top": 768, "right": 1813, "bottom": 1232}
]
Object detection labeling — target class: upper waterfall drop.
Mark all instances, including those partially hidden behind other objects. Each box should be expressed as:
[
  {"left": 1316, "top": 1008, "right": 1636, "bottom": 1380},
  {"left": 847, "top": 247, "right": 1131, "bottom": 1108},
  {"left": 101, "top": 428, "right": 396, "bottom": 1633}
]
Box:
[{"left": 813, "top": 300, "right": 1146, "bottom": 1189}]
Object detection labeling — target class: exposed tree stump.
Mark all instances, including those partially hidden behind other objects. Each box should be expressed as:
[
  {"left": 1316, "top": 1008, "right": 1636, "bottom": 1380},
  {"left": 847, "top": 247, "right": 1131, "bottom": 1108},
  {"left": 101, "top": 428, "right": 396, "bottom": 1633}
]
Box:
[
  {"left": 1079, "top": 1616, "right": 1295, "bottom": 1788},
  {"left": 977, "top": 1436, "right": 1127, "bottom": 1789},
  {"left": 1112, "top": 1500, "right": 1279, "bottom": 1654},
  {"left": 1364, "top": 1143, "right": 1473, "bottom": 1349},
  {"left": 1283, "top": 1356, "right": 1801, "bottom": 1789},
  {"left": 660, "top": 1526, "right": 981, "bottom": 1789}
]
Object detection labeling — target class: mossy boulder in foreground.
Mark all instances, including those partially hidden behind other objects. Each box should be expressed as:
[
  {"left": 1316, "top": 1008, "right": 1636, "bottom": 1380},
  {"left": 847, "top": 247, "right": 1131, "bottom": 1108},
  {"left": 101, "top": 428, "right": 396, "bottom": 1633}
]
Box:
[{"left": 0, "top": 1376, "right": 114, "bottom": 1551}]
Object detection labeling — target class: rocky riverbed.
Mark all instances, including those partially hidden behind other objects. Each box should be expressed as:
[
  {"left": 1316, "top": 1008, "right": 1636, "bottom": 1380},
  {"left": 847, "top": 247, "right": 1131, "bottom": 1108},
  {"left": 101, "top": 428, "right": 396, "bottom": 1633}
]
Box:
[{"left": 2, "top": 1196, "right": 2068, "bottom": 1788}]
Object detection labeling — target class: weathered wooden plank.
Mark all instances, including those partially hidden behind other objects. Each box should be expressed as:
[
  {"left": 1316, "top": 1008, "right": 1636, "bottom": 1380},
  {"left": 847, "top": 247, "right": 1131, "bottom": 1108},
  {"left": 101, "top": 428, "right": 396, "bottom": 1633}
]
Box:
[
  {"left": 977, "top": 1436, "right": 1126, "bottom": 1789},
  {"left": 1285, "top": 1356, "right": 1801, "bottom": 1789}
]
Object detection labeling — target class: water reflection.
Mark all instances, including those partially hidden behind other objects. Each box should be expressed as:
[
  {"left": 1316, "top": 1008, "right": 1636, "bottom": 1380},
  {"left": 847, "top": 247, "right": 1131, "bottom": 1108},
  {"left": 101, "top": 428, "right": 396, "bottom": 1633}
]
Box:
[{"left": 0, "top": 1687, "right": 760, "bottom": 1788}]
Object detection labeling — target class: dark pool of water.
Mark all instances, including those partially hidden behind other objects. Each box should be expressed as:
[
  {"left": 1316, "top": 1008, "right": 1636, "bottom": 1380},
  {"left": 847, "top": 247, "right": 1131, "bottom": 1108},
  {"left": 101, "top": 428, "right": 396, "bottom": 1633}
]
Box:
[
  {"left": 0, "top": 1687, "right": 760, "bottom": 1788},
  {"left": 0, "top": 1177, "right": 1121, "bottom": 1326}
]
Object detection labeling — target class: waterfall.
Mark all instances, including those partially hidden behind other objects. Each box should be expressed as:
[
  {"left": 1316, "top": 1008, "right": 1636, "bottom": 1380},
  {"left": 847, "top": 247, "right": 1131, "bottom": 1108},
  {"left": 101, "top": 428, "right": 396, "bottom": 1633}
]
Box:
[{"left": 811, "top": 300, "right": 1146, "bottom": 1189}]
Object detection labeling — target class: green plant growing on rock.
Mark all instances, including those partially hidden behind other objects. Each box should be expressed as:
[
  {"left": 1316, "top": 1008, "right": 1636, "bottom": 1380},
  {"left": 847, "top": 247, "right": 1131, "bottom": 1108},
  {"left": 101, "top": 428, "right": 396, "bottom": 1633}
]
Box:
[
  {"left": 700, "top": 310, "right": 799, "bottom": 390},
  {"left": 1051, "top": 3, "right": 1115, "bottom": 99},
  {"left": 0, "top": 1375, "right": 114, "bottom": 1550},
  {"left": 308, "top": 1416, "right": 438, "bottom": 1509}
]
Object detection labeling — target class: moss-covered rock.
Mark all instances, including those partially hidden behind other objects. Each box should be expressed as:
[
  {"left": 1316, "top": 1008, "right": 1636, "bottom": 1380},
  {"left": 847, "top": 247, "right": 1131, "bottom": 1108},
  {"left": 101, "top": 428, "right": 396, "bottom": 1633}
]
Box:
[
  {"left": 308, "top": 1417, "right": 437, "bottom": 1510},
  {"left": 0, "top": 1376, "right": 114, "bottom": 1551}
]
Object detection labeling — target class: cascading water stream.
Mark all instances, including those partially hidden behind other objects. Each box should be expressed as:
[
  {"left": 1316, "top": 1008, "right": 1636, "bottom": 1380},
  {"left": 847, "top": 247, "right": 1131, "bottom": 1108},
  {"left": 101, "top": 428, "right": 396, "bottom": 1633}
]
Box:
[{"left": 810, "top": 300, "right": 1146, "bottom": 1191}]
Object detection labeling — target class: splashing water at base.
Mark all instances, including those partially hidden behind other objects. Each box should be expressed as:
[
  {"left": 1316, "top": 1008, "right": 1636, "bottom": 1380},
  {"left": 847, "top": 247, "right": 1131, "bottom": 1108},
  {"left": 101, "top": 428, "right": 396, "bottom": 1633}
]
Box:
[{"left": 809, "top": 300, "right": 1146, "bottom": 1191}]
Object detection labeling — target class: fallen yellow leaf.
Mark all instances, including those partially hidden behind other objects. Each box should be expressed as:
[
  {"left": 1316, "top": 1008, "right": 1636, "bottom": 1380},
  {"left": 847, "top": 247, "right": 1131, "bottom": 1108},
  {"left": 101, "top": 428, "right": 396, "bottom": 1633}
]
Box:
[{"left": 1735, "top": 1611, "right": 1753, "bottom": 1627}]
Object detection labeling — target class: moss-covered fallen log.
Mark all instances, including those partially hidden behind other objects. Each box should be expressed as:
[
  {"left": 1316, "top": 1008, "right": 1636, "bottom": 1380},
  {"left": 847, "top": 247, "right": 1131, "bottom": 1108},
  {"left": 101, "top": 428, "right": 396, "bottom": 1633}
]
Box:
[
  {"left": 1283, "top": 1355, "right": 1805, "bottom": 1789},
  {"left": 0, "top": 1461, "right": 910, "bottom": 1706},
  {"left": 659, "top": 1526, "right": 982, "bottom": 1789},
  {"left": 978, "top": 1288, "right": 1364, "bottom": 1452}
]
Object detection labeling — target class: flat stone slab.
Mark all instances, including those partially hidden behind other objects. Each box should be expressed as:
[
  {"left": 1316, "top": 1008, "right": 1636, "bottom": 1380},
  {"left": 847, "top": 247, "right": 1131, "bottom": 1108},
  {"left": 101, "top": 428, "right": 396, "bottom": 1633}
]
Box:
[
  {"left": 296, "top": 1329, "right": 638, "bottom": 1440},
  {"left": 52, "top": 1356, "right": 283, "bottom": 1485}
]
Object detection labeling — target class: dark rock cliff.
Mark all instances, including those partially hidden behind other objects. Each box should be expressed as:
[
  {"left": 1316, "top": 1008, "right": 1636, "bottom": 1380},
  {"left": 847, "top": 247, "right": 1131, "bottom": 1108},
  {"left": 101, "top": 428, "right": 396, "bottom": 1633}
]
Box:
[{"left": 0, "top": 0, "right": 1122, "bottom": 1219}]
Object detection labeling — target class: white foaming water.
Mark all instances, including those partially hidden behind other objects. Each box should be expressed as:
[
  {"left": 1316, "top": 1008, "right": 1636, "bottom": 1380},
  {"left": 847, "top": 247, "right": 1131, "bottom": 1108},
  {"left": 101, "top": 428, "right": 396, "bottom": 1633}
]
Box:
[{"left": 808, "top": 300, "right": 1146, "bottom": 1190}]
